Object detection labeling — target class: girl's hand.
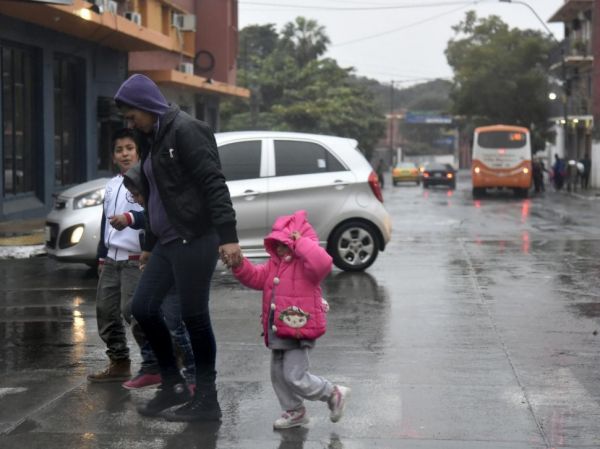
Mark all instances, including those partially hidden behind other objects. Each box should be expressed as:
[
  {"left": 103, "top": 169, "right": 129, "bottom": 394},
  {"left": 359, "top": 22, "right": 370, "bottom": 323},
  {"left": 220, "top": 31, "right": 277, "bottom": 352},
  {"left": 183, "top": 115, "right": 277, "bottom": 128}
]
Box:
[{"left": 291, "top": 231, "right": 301, "bottom": 241}]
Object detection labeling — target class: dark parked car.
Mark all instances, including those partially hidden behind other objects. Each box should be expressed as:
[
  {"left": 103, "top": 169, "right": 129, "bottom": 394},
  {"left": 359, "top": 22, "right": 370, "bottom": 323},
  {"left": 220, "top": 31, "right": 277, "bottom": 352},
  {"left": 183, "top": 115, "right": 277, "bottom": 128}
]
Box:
[{"left": 422, "top": 162, "right": 456, "bottom": 189}]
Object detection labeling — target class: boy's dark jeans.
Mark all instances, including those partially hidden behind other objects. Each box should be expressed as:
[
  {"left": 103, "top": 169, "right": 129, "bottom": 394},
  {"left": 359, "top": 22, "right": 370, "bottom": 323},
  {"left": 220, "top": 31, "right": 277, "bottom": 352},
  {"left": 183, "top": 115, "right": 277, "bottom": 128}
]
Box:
[{"left": 131, "top": 233, "right": 219, "bottom": 385}]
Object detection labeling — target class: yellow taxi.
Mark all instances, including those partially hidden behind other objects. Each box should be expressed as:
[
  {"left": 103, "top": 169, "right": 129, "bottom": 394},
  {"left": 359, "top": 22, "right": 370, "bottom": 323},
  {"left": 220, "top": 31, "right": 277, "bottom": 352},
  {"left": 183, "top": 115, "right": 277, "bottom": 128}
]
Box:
[{"left": 392, "top": 162, "right": 420, "bottom": 186}]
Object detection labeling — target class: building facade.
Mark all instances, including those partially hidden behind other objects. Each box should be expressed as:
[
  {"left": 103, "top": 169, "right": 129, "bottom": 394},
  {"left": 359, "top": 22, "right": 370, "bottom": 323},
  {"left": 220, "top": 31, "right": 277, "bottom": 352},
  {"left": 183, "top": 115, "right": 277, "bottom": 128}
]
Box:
[
  {"left": 0, "top": 0, "right": 249, "bottom": 221},
  {"left": 548, "top": 0, "right": 596, "bottom": 184}
]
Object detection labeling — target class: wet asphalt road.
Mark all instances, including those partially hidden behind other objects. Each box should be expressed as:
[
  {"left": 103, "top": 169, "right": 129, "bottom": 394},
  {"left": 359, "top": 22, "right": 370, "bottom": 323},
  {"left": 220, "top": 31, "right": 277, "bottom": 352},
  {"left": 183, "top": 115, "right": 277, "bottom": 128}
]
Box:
[{"left": 1, "top": 172, "right": 600, "bottom": 449}]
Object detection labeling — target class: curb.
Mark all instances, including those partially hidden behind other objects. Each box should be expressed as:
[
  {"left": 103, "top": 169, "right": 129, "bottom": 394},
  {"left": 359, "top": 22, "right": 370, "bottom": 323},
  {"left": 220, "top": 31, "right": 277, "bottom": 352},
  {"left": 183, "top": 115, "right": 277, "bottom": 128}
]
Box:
[{"left": 0, "top": 233, "right": 45, "bottom": 247}]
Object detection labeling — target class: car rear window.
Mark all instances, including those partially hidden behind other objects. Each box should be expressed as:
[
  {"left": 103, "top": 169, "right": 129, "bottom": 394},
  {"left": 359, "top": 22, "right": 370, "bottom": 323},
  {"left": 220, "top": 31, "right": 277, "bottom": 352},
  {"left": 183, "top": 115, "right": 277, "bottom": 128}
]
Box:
[
  {"left": 218, "top": 140, "right": 261, "bottom": 181},
  {"left": 425, "top": 163, "right": 448, "bottom": 171},
  {"left": 274, "top": 140, "right": 345, "bottom": 176}
]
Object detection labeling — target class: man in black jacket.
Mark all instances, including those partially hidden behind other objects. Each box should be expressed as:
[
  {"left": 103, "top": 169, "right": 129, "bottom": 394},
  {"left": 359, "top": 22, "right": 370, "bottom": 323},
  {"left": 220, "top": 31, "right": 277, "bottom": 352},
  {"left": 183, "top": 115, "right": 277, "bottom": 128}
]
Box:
[{"left": 114, "top": 74, "right": 242, "bottom": 422}]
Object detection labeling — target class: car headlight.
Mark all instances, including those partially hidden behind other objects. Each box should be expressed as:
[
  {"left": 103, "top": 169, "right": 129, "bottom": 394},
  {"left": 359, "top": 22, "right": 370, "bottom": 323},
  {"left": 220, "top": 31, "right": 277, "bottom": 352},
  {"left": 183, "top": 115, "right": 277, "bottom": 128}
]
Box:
[{"left": 74, "top": 189, "right": 104, "bottom": 209}]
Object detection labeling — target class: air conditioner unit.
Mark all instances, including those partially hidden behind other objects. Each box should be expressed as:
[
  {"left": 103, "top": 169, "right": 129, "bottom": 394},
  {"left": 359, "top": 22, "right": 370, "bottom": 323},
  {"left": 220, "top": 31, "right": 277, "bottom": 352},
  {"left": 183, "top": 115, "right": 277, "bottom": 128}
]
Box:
[
  {"left": 178, "top": 62, "right": 194, "bottom": 75},
  {"left": 124, "top": 11, "right": 142, "bottom": 25},
  {"left": 91, "top": 0, "right": 104, "bottom": 13},
  {"left": 172, "top": 13, "right": 196, "bottom": 32},
  {"left": 105, "top": 0, "right": 118, "bottom": 14}
]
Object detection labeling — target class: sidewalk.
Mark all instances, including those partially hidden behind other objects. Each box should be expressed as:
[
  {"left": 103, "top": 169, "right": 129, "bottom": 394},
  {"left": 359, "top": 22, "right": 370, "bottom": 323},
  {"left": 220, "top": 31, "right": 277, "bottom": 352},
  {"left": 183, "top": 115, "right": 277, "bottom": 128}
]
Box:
[
  {"left": 563, "top": 187, "right": 600, "bottom": 200},
  {"left": 0, "top": 217, "right": 46, "bottom": 258}
]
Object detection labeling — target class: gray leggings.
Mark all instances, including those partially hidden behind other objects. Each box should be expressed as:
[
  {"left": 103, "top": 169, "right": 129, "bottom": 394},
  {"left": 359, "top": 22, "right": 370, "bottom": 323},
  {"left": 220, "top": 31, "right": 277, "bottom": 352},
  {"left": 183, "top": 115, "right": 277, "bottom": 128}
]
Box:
[{"left": 270, "top": 348, "right": 334, "bottom": 412}]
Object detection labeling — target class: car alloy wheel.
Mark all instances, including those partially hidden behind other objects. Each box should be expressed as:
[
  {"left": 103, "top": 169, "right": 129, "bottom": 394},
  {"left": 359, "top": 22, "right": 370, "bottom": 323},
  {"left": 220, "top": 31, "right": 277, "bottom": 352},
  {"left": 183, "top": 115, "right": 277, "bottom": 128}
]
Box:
[{"left": 328, "top": 220, "right": 380, "bottom": 272}]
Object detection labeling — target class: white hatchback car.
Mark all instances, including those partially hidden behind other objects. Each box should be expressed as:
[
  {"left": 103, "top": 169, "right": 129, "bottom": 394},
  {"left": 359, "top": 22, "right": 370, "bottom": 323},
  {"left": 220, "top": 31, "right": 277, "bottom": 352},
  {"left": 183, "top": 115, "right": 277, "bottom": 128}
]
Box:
[{"left": 46, "top": 131, "right": 392, "bottom": 271}]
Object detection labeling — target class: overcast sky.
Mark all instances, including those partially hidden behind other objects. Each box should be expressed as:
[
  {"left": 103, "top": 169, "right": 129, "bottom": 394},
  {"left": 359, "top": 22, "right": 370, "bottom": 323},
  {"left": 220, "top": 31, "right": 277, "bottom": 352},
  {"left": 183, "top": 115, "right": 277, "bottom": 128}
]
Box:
[{"left": 238, "top": 0, "right": 565, "bottom": 86}]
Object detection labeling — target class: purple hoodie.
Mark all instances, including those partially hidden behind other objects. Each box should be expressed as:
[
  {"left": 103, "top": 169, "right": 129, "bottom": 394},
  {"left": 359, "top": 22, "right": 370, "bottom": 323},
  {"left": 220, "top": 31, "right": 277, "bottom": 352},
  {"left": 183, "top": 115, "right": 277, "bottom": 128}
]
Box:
[
  {"left": 114, "top": 74, "right": 178, "bottom": 243},
  {"left": 114, "top": 74, "right": 170, "bottom": 116}
]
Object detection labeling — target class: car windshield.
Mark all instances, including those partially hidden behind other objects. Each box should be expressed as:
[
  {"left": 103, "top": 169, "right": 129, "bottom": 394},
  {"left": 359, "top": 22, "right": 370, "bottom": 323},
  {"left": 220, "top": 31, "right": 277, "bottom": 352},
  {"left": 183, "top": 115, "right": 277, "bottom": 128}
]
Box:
[{"left": 396, "top": 163, "right": 416, "bottom": 169}]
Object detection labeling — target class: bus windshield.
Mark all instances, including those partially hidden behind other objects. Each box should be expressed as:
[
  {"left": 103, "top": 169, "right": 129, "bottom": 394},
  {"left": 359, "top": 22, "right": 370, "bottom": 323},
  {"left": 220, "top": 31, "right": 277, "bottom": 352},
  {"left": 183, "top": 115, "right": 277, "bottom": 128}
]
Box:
[{"left": 478, "top": 131, "right": 526, "bottom": 149}]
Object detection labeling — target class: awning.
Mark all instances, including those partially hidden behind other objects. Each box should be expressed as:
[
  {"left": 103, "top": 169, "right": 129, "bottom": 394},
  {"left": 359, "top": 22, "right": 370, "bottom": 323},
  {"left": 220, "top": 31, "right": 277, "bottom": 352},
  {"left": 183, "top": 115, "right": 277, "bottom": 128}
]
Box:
[
  {"left": 549, "top": 0, "right": 594, "bottom": 22},
  {"left": 136, "top": 70, "right": 250, "bottom": 99},
  {"left": 0, "top": 0, "right": 180, "bottom": 53}
]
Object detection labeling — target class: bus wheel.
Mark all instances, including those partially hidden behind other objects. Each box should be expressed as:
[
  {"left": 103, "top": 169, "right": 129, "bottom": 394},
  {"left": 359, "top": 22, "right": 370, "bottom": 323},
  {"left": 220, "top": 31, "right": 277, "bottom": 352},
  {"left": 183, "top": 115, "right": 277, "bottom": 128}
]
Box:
[
  {"left": 472, "top": 187, "right": 485, "bottom": 198},
  {"left": 514, "top": 188, "right": 529, "bottom": 198}
]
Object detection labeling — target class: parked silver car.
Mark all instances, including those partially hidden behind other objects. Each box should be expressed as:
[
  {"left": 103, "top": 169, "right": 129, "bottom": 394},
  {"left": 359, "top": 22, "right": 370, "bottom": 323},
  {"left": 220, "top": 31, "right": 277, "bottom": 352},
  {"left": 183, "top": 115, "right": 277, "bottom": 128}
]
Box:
[
  {"left": 45, "top": 131, "right": 392, "bottom": 271},
  {"left": 45, "top": 177, "right": 109, "bottom": 266}
]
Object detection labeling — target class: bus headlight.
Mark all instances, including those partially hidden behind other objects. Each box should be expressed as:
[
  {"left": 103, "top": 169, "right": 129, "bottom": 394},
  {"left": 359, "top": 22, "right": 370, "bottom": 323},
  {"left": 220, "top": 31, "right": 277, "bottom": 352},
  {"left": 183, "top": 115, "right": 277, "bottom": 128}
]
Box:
[
  {"left": 523, "top": 168, "right": 529, "bottom": 174},
  {"left": 474, "top": 167, "right": 481, "bottom": 174}
]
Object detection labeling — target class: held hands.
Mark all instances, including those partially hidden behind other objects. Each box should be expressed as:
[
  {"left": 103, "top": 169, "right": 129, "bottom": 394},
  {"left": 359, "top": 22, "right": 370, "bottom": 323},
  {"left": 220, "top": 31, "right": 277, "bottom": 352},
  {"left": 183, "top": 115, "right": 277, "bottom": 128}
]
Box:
[
  {"left": 109, "top": 214, "right": 129, "bottom": 231},
  {"left": 219, "top": 243, "right": 243, "bottom": 269},
  {"left": 291, "top": 231, "right": 301, "bottom": 241}
]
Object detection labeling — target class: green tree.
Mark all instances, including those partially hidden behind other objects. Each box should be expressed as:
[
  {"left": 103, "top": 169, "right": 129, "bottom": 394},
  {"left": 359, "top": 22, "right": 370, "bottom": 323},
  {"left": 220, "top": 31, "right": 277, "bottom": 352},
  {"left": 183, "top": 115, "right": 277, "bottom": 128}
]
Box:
[
  {"left": 221, "top": 19, "right": 385, "bottom": 158},
  {"left": 445, "top": 11, "right": 555, "bottom": 151}
]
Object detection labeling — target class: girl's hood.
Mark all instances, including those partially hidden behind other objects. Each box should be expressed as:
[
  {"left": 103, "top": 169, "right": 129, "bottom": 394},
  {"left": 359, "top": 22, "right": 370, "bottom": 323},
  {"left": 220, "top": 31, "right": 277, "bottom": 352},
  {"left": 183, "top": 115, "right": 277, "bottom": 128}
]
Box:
[{"left": 264, "top": 210, "right": 318, "bottom": 258}]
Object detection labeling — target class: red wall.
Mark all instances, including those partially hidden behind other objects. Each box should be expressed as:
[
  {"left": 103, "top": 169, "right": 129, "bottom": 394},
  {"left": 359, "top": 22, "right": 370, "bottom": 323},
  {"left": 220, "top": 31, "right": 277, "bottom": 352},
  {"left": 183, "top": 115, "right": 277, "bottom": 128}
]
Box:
[{"left": 195, "top": 0, "right": 238, "bottom": 84}]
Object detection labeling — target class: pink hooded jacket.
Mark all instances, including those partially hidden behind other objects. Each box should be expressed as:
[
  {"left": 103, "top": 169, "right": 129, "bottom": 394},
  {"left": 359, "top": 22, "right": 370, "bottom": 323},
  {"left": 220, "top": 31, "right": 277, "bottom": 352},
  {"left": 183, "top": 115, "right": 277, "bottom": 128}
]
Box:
[{"left": 233, "top": 210, "right": 332, "bottom": 346}]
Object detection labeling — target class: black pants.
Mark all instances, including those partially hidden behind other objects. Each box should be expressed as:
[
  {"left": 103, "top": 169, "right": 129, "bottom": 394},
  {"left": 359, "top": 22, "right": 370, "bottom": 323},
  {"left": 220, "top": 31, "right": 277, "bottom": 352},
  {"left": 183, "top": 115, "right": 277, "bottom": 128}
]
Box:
[{"left": 131, "top": 233, "right": 219, "bottom": 385}]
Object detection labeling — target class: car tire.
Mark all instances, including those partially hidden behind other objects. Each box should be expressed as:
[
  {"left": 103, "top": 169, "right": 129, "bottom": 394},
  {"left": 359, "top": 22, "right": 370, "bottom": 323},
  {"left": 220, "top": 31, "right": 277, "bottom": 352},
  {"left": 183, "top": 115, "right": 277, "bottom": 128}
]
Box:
[
  {"left": 416, "top": 181, "right": 420, "bottom": 186},
  {"left": 393, "top": 181, "right": 398, "bottom": 186},
  {"left": 328, "top": 220, "right": 380, "bottom": 272},
  {"left": 449, "top": 182, "right": 456, "bottom": 190},
  {"left": 423, "top": 182, "right": 429, "bottom": 188}
]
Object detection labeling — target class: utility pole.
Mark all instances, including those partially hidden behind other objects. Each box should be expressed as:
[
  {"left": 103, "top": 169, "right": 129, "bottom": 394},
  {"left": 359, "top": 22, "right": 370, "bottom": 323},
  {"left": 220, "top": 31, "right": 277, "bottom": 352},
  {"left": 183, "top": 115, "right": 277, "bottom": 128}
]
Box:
[{"left": 389, "top": 80, "right": 395, "bottom": 164}]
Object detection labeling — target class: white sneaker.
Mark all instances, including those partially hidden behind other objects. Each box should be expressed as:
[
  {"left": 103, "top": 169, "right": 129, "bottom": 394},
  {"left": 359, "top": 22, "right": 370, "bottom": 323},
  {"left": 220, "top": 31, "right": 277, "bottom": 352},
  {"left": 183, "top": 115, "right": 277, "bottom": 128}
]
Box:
[
  {"left": 273, "top": 407, "right": 309, "bottom": 429},
  {"left": 328, "top": 385, "right": 350, "bottom": 423}
]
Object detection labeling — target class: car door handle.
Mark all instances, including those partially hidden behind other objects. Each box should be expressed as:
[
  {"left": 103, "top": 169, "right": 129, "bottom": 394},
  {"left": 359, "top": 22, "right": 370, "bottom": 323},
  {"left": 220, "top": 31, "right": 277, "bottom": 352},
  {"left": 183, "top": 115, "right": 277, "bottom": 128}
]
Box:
[
  {"left": 242, "top": 189, "right": 261, "bottom": 198},
  {"left": 333, "top": 180, "right": 348, "bottom": 189}
]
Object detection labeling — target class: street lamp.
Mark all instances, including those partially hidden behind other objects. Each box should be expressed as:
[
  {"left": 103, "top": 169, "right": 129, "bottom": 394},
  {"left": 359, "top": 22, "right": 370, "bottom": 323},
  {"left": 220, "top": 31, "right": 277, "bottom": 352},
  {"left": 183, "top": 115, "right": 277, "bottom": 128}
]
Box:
[
  {"left": 498, "top": 0, "right": 558, "bottom": 42},
  {"left": 499, "top": 0, "right": 570, "bottom": 159}
]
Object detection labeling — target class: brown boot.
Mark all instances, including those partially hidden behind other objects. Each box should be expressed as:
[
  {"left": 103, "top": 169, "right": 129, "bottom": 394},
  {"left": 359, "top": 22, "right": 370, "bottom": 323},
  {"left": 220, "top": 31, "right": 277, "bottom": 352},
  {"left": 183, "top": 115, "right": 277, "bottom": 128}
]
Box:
[{"left": 87, "top": 359, "right": 131, "bottom": 383}]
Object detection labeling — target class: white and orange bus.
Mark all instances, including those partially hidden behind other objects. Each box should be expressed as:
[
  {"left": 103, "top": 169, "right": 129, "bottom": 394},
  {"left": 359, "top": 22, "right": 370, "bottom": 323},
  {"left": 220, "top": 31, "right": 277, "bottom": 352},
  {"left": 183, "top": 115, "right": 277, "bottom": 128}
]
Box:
[{"left": 471, "top": 125, "right": 532, "bottom": 198}]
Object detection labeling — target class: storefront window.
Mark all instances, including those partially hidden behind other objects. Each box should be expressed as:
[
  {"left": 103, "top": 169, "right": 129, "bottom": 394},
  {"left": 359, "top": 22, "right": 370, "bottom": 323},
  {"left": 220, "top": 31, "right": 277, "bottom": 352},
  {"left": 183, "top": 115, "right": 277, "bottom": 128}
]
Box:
[
  {"left": 54, "top": 54, "right": 84, "bottom": 186},
  {"left": 1, "top": 43, "right": 37, "bottom": 197}
]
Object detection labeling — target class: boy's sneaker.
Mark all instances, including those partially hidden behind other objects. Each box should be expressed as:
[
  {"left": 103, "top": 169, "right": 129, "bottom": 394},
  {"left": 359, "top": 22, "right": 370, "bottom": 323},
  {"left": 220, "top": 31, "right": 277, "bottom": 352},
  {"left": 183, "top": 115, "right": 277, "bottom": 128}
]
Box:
[
  {"left": 328, "top": 385, "right": 350, "bottom": 423},
  {"left": 122, "top": 372, "right": 162, "bottom": 390},
  {"left": 136, "top": 382, "right": 190, "bottom": 417},
  {"left": 273, "top": 407, "right": 309, "bottom": 430}
]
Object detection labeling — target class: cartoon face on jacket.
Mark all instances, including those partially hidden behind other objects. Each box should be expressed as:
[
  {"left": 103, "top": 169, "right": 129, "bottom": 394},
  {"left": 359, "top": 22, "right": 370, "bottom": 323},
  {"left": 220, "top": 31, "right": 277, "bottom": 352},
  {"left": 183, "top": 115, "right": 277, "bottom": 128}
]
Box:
[{"left": 279, "top": 306, "right": 310, "bottom": 328}]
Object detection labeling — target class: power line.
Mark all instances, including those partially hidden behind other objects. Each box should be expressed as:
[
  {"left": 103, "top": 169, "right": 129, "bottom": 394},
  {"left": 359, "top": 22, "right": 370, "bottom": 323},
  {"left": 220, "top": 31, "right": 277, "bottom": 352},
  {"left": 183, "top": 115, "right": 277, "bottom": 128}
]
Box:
[
  {"left": 241, "top": 1, "right": 480, "bottom": 11},
  {"left": 332, "top": 1, "right": 484, "bottom": 47}
]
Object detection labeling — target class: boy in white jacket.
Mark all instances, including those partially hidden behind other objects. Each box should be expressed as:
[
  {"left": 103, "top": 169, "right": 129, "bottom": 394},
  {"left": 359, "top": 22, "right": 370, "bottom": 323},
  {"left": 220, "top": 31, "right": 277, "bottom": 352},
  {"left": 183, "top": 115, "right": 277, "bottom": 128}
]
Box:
[{"left": 87, "top": 129, "right": 159, "bottom": 386}]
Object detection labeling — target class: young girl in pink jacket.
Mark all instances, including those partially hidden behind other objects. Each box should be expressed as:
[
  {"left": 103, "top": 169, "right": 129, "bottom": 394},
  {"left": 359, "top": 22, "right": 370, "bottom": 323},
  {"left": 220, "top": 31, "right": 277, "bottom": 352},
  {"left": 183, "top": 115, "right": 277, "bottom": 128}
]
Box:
[{"left": 231, "top": 210, "right": 350, "bottom": 429}]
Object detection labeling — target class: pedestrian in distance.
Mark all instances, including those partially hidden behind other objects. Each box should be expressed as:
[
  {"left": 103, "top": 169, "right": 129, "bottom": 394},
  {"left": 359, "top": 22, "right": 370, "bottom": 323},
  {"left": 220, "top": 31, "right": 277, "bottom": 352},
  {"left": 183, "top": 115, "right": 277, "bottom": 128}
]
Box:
[
  {"left": 580, "top": 152, "right": 591, "bottom": 190},
  {"left": 229, "top": 210, "right": 350, "bottom": 430},
  {"left": 552, "top": 154, "right": 565, "bottom": 191},
  {"left": 532, "top": 157, "right": 546, "bottom": 194},
  {"left": 114, "top": 74, "right": 242, "bottom": 422},
  {"left": 376, "top": 158, "right": 386, "bottom": 189},
  {"left": 87, "top": 128, "right": 161, "bottom": 387}
]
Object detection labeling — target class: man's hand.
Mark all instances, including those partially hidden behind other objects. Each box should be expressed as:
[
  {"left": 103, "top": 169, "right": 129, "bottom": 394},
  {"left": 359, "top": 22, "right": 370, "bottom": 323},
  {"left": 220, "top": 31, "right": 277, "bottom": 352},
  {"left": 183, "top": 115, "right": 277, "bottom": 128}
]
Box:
[
  {"left": 109, "top": 214, "right": 129, "bottom": 231},
  {"left": 219, "top": 242, "right": 242, "bottom": 269}
]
